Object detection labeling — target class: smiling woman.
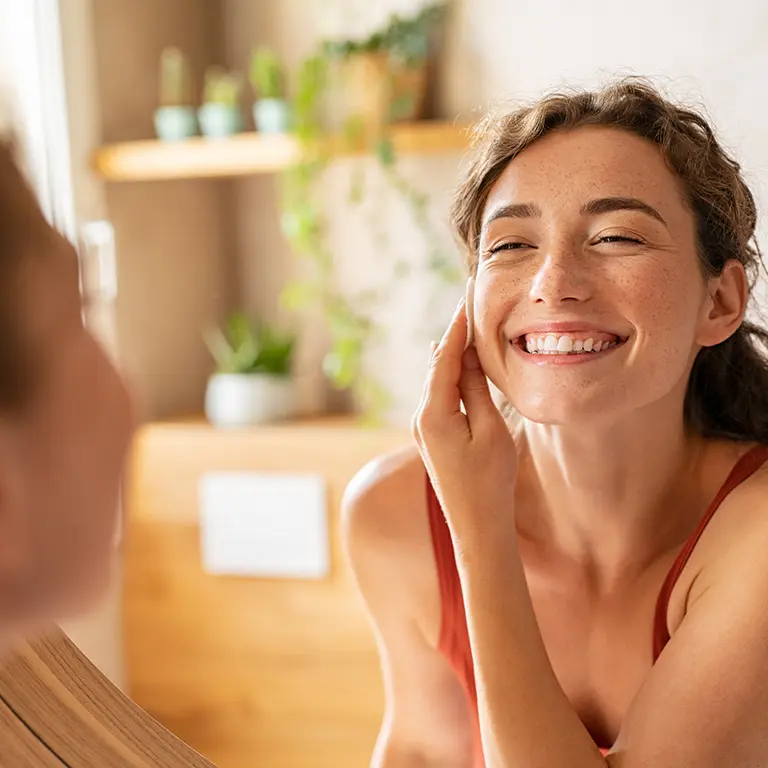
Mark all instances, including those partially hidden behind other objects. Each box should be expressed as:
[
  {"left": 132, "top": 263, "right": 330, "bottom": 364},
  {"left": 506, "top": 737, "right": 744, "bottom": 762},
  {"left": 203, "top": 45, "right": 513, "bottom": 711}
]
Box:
[{"left": 344, "top": 77, "right": 768, "bottom": 768}]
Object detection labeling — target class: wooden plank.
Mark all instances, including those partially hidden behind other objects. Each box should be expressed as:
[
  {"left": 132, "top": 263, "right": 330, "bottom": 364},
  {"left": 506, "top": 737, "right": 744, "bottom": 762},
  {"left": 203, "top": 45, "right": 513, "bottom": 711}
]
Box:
[
  {"left": 0, "top": 692, "right": 65, "bottom": 767},
  {"left": 0, "top": 627, "right": 216, "bottom": 767},
  {"left": 123, "top": 416, "right": 412, "bottom": 768},
  {"left": 94, "top": 121, "right": 472, "bottom": 181}
]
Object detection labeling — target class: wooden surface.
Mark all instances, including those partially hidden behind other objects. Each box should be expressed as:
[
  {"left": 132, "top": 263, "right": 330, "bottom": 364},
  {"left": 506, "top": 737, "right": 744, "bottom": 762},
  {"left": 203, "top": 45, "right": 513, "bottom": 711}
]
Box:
[
  {"left": 123, "top": 416, "right": 412, "bottom": 768},
  {"left": 0, "top": 626, "right": 216, "bottom": 767},
  {"left": 94, "top": 121, "right": 473, "bottom": 181}
]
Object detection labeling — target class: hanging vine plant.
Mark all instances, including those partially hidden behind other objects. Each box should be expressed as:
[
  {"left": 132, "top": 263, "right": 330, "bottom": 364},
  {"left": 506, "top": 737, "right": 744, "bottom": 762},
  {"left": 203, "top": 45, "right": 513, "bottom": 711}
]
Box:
[{"left": 279, "top": 2, "right": 461, "bottom": 423}]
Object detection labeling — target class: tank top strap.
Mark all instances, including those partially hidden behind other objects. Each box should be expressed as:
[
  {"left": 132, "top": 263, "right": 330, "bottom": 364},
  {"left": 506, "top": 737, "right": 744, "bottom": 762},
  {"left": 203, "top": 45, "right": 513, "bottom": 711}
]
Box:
[
  {"left": 653, "top": 444, "right": 768, "bottom": 660},
  {"left": 424, "top": 471, "right": 464, "bottom": 655}
]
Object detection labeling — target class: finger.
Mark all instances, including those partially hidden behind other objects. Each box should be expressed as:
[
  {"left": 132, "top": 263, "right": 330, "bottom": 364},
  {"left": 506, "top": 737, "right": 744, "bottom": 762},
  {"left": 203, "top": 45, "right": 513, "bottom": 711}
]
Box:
[
  {"left": 459, "top": 344, "right": 500, "bottom": 434},
  {"left": 426, "top": 299, "right": 469, "bottom": 416},
  {"left": 415, "top": 339, "right": 439, "bottom": 410},
  {"left": 412, "top": 340, "right": 439, "bottom": 441}
]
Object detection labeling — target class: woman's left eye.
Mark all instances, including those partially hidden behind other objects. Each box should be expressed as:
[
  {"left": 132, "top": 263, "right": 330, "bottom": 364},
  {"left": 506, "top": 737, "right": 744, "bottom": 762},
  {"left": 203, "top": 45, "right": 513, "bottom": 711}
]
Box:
[{"left": 595, "top": 235, "right": 643, "bottom": 245}]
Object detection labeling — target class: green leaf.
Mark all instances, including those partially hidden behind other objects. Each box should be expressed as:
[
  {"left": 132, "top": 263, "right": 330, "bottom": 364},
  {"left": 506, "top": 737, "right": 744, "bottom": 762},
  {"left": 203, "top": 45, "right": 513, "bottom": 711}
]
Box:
[
  {"left": 280, "top": 203, "right": 320, "bottom": 253},
  {"left": 280, "top": 280, "right": 320, "bottom": 310},
  {"left": 323, "top": 340, "right": 362, "bottom": 389},
  {"left": 354, "top": 376, "right": 391, "bottom": 426},
  {"left": 389, "top": 92, "right": 415, "bottom": 121},
  {"left": 348, "top": 165, "right": 366, "bottom": 205},
  {"left": 204, "top": 312, "right": 296, "bottom": 376},
  {"left": 343, "top": 116, "right": 366, "bottom": 148},
  {"left": 429, "top": 252, "right": 464, "bottom": 284},
  {"left": 203, "top": 327, "right": 235, "bottom": 372},
  {"left": 226, "top": 311, "right": 253, "bottom": 349},
  {"left": 376, "top": 137, "right": 396, "bottom": 168},
  {"left": 249, "top": 47, "right": 285, "bottom": 99}
]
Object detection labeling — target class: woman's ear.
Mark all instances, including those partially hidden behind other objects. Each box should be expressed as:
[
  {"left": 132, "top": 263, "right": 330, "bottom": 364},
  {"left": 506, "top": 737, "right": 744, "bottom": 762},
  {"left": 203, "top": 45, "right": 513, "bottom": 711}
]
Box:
[
  {"left": 465, "top": 277, "right": 475, "bottom": 350},
  {"left": 696, "top": 259, "right": 748, "bottom": 347}
]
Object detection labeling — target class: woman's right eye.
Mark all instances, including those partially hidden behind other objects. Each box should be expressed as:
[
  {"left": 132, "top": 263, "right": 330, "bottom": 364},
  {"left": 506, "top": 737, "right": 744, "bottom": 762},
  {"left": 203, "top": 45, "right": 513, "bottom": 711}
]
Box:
[{"left": 488, "top": 242, "right": 529, "bottom": 254}]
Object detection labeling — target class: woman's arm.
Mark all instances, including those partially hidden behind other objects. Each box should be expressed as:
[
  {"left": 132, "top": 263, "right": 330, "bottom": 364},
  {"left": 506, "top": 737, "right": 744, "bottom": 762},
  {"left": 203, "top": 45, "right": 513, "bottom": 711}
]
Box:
[
  {"left": 455, "top": 482, "right": 768, "bottom": 767},
  {"left": 343, "top": 449, "right": 476, "bottom": 768},
  {"left": 455, "top": 522, "right": 607, "bottom": 767}
]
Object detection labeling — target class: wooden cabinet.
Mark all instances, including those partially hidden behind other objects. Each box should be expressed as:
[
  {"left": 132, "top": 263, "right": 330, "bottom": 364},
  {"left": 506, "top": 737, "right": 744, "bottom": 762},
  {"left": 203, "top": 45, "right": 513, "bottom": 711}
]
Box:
[{"left": 123, "top": 417, "right": 411, "bottom": 768}]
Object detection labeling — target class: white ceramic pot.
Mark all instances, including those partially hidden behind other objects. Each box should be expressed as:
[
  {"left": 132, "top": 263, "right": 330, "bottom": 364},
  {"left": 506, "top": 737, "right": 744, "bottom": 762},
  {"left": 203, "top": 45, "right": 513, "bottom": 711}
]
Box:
[{"left": 205, "top": 373, "right": 296, "bottom": 427}]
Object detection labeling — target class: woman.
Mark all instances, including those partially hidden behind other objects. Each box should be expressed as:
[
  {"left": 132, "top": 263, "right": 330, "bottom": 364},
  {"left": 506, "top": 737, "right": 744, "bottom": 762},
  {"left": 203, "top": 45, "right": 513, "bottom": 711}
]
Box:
[
  {"left": 344, "top": 78, "right": 768, "bottom": 767},
  {"left": 0, "top": 136, "right": 133, "bottom": 647}
]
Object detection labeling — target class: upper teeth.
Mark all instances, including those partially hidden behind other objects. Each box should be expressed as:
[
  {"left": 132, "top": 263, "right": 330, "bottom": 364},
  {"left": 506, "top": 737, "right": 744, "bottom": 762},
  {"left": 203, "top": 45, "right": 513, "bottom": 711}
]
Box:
[{"left": 524, "top": 334, "right": 617, "bottom": 355}]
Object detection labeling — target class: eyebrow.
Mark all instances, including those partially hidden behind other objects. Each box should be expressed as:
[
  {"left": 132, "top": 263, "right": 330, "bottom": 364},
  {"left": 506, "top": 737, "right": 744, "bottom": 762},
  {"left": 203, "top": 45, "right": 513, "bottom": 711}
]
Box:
[{"left": 482, "top": 196, "right": 668, "bottom": 228}]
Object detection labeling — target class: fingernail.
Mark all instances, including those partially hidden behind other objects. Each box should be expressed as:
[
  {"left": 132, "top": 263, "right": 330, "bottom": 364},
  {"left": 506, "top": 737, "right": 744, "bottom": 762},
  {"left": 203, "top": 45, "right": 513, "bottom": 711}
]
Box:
[{"left": 430, "top": 341, "right": 439, "bottom": 355}]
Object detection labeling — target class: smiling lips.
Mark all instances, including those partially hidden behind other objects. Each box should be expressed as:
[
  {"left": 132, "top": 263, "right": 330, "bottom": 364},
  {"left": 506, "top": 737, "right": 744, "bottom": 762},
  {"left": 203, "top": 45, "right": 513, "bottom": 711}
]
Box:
[{"left": 521, "top": 331, "right": 621, "bottom": 355}]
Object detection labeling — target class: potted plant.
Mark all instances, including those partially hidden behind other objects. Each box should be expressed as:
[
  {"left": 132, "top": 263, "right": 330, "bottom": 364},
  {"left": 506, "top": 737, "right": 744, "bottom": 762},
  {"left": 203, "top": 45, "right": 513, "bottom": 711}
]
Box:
[
  {"left": 204, "top": 312, "right": 297, "bottom": 427},
  {"left": 249, "top": 47, "right": 291, "bottom": 133},
  {"left": 154, "top": 47, "right": 197, "bottom": 141},
  {"left": 198, "top": 66, "right": 243, "bottom": 138},
  {"left": 322, "top": 2, "right": 448, "bottom": 129},
  {"left": 383, "top": 2, "right": 447, "bottom": 122}
]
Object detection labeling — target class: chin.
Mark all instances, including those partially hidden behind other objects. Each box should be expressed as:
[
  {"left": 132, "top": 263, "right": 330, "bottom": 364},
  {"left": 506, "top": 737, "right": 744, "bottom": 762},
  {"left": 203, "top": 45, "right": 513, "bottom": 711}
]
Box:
[
  {"left": 516, "top": 404, "right": 598, "bottom": 427},
  {"left": 504, "top": 386, "right": 624, "bottom": 427}
]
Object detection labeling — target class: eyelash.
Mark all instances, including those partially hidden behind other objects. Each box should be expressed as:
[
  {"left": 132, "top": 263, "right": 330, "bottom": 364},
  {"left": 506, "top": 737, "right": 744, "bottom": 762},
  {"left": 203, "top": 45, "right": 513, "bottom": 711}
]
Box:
[{"left": 487, "top": 235, "right": 643, "bottom": 254}]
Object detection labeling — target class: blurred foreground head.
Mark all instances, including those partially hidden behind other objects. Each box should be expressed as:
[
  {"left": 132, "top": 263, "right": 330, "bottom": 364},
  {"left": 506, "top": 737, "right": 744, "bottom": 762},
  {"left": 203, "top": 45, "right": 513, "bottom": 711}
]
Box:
[{"left": 0, "top": 138, "right": 133, "bottom": 645}]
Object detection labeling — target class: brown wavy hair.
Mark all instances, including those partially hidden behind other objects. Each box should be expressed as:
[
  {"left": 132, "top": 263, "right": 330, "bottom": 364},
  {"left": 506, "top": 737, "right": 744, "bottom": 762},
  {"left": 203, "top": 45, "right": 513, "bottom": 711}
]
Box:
[{"left": 450, "top": 77, "right": 768, "bottom": 443}]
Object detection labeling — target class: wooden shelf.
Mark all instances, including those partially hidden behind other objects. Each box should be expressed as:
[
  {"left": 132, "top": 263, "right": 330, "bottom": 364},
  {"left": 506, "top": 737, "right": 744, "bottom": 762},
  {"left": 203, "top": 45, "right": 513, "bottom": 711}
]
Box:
[{"left": 94, "top": 120, "right": 473, "bottom": 182}]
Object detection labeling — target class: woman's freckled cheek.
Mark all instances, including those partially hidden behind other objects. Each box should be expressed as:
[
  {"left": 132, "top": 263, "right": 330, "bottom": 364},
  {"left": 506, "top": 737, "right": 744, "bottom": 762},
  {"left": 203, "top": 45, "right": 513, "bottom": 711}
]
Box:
[{"left": 474, "top": 273, "right": 520, "bottom": 337}]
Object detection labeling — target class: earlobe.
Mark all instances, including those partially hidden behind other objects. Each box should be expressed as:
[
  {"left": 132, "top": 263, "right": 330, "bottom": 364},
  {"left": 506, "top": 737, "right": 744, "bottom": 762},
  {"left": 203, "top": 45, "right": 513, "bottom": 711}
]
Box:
[{"left": 697, "top": 260, "right": 748, "bottom": 347}]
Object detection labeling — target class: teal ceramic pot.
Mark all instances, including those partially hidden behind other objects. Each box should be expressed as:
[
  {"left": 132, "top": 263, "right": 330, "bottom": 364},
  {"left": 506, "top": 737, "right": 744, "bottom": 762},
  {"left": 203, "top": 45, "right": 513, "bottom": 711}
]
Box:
[
  {"left": 154, "top": 106, "right": 198, "bottom": 141},
  {"left": 198, "top": 103, "right": 242, "bottom": 138},
  {"left": 253, "top": 99, "right": 291, "bottom": 133}
]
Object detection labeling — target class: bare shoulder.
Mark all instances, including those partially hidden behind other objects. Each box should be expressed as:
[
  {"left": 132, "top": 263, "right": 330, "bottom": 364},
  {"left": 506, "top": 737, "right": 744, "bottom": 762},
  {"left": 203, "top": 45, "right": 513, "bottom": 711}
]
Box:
[
  {"left": 342, "top": 443, "right": 430, "bottom": 550},
  {"left": 703, "top": 443, "right": 768, "bottom": 544},
  {"left": 716, "top": 445, "right": 768, "bottom": 547},
  {"left": 342, "top": 444, "right": 441, "bottom": 641},
  {"left": 683, "top": 444, "right": 768, "bottom": 610}
]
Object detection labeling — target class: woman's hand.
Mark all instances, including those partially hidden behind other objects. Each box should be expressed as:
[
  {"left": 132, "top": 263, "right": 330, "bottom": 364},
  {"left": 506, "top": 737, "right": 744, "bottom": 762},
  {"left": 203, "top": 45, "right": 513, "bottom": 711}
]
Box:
[{"left": 412, "top": 297, "right": 519, "bottom": 542}]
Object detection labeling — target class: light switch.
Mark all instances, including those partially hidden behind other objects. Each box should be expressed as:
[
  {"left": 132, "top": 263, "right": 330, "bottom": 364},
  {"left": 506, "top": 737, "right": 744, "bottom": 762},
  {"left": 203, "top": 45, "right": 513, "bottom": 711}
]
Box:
[{"left": 198, "top": 472, "right": 329, "bottom": 579}]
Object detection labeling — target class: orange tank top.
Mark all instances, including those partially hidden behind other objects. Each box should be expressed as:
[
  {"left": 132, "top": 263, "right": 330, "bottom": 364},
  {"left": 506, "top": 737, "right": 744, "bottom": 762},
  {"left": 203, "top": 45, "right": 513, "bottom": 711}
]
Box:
[{"left": 425, "top": 444, "right": 768, "bottom": 766}]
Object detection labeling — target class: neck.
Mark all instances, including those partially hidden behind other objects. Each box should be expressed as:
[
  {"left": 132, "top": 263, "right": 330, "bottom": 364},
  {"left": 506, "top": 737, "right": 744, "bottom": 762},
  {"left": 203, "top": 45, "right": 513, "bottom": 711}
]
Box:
[{"left": 519, "top": 392, "right": 703, "bottom": 576}]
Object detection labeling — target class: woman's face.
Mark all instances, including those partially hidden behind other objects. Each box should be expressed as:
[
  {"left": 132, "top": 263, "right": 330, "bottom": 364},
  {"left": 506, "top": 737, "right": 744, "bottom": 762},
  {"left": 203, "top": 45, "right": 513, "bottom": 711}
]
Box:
[
  {"left": 474, "top": 125, "right": 734, "bottom": 426},
  {"left": 0, "top": 228, "right": 134, "bottom": 629}
]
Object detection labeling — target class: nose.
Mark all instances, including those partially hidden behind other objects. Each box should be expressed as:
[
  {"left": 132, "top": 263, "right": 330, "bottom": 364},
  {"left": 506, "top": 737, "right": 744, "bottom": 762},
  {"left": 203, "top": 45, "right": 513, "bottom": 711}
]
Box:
[{"left": 528, "top": 250, "right": 591, "bottom": 306}]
